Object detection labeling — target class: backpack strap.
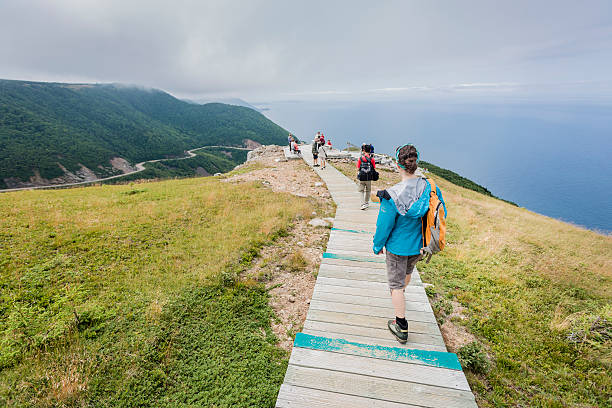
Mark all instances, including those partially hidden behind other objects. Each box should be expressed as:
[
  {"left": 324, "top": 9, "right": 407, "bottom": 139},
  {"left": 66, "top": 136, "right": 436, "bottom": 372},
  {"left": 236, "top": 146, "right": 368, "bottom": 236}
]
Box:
[
  {"left": 426, "top": 177, "right": 437, "bottom": 196},
  {"left": 421, "top": 177, "right": 435, "bottom": 250}
]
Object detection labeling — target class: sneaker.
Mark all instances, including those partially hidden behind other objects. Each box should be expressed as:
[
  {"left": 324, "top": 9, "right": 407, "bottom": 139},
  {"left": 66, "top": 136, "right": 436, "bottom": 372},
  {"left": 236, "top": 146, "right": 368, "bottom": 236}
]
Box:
[
  {"left": 360, "top": 203, "right": 369, "bottom": 210},
  {"left": 388, "top": 319, "right": 408, "bottom": 344}
]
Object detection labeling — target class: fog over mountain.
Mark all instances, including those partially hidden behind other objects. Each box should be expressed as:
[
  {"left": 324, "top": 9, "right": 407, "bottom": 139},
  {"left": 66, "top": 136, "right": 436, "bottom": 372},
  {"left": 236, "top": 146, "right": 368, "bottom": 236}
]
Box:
[{"left": 1, "top": 0, "right": 611, "bottom": 103}]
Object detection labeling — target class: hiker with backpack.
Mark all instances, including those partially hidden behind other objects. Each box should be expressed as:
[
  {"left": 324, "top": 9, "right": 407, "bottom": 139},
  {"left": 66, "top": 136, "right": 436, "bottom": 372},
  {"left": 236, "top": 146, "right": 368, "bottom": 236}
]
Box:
[
  {"left": 356, "top": 144, "right": 377, "bottom": 210},
  {"left": 372, "top": 144, "right": 446, "bottom": 344},
  {"left": 312, "top": 136, "right": 320, "bottom": 167}
]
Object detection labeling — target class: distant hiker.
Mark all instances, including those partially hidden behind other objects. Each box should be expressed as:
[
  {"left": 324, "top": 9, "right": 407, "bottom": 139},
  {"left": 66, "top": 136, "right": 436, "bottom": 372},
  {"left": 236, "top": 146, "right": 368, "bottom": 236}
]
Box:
[
  {"left": 319, "top": 133, "right": 326, "bottom": 147},
  {"left": 318, "top": 140, "right": 328, "bottom": 169},
  {"left": 327, "top": 139, "right": 332, "bottom": 148},
  {"left": 372, "top": 144, "right": 446, "bottom": 344},
  {"left": 356, "top": 144, "right": 376, "bottom": 209},
  {"left": 292, "top": 140, "right": 301, "bottom": 155},
  {"left": 312, "top": 136, "right": 320, "bottom": 166},
  {"left": 288, "top": 133, "right": 293, "bottom": 152}
]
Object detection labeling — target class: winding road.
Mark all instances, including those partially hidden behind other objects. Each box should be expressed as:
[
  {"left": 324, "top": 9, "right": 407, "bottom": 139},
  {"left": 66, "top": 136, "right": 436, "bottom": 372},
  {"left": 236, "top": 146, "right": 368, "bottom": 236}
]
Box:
[{"left": 1, "top": 145, "right": 251, "bottom": 193}]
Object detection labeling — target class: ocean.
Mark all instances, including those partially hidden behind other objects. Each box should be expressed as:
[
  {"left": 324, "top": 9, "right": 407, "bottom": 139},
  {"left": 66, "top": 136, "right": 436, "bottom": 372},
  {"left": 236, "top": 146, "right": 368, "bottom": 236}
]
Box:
[{"left": 260, "top": 100, "right": 612, "bottom": 234}]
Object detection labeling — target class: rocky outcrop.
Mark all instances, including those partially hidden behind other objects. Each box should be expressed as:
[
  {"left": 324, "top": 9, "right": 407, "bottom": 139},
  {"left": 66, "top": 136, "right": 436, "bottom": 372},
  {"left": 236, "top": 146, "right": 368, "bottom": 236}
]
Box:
[
  {"left": 110, "top": 157, "right": 136, "bottom": 174},
  {"left": 246, "top": 145, "right": 284, "bottom": 162},
  {"left": 243, "top": 138, "right": 263, "bottom": 149}
]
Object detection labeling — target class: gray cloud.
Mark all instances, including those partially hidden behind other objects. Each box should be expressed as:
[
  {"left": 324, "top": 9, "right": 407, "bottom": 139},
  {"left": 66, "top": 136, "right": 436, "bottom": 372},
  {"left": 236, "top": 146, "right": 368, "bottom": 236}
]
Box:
[{"left": 1, "top": 0, "right": 611, "bottom": 101}]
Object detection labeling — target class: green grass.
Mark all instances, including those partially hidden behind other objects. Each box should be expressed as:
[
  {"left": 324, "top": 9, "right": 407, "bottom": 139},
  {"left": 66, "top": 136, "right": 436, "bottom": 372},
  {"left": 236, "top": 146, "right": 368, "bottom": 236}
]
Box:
[{"left": 0, "top": 175, "right": 316, "bottom": 406}]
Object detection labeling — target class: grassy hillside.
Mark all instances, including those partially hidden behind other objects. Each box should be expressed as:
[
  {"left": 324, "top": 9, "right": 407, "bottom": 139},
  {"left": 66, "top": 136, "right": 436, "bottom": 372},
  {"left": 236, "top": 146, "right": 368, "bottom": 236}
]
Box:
[
  {"left": 0, "top": 172, "right": 318, "bottom": 407},
  {"left": 419, "top": 160, "right": 517, "bottom": 206},
  {"left": 0, "top": 79, "right": 288, "bottom": 188},
  {"left": 332, "top": 161, "right": 612, "bottom": 407},
  {"left": 104, "top": 147, "right": 250, "bottom": 184}
]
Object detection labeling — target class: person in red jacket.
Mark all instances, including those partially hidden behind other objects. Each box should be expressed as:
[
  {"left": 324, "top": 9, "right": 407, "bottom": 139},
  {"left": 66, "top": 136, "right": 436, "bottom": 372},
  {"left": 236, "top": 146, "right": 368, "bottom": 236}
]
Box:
[{"left": 356, "top": 144, "right": 376, "bottom": 210}]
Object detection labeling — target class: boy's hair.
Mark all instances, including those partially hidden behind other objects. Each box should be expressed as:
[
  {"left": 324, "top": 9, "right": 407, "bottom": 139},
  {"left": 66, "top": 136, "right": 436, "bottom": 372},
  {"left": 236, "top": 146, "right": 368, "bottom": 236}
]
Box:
[
  {"left": 361, "top": 144, "right": 371, "bottom": 153},
  {"left": 397, "top": 145, "right": 418, "bottom": 174}
]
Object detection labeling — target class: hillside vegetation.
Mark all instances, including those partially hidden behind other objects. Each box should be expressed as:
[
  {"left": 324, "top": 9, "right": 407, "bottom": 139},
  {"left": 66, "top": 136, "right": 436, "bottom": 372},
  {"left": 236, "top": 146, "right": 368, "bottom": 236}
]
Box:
[
  {"left": 419, "top": 160, "right": 517, "bottom": 206},
  {"left": 0, "top": 170, "right": 320, "bottom": 407},
  {"left": 104, "top": 147, "right": 250, "bottom": 184},
  {"left": 332, "top": 160, "right": 612, "bottom": 407},
  {"left": 0, "top": 80, "right": 288, "bottom": 188}
]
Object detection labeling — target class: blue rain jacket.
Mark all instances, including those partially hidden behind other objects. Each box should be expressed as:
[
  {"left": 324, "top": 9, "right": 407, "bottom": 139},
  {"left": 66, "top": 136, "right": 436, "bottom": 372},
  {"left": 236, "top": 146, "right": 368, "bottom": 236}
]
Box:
[{"left": 372, "top": 179, "right": 446, "bottom": 256}]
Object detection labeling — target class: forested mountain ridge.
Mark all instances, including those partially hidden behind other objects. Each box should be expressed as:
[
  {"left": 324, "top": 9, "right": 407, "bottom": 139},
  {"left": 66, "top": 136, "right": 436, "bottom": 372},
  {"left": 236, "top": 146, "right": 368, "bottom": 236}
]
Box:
[{"left": 0, "top": 80, "right": 288, "bottom": 189}]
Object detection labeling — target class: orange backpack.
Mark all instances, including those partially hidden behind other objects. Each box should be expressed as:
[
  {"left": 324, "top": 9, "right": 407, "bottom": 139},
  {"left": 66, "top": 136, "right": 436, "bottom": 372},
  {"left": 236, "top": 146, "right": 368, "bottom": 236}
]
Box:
[{"left": 421, "top": 178, "right": 446, "bottom": 263}]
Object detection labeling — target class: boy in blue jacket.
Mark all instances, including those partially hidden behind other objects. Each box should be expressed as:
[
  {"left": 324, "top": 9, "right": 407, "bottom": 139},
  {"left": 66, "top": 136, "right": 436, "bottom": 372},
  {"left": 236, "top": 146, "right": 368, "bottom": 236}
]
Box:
[{"left": 373, "top": 144, "right": 446, "bottom": 343}]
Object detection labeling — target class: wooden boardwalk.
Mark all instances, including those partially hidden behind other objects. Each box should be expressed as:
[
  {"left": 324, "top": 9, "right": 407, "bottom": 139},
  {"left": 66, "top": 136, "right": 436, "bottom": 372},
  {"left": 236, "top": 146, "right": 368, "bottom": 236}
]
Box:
[{"left": 276, "top": 146, "right": 477, "bottom": 407}]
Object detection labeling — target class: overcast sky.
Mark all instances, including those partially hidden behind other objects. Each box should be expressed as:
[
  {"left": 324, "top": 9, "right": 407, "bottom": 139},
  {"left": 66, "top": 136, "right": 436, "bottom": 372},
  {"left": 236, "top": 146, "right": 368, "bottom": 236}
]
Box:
[{"left": 1, "top": 0, "right": 611, "bottom": 102}]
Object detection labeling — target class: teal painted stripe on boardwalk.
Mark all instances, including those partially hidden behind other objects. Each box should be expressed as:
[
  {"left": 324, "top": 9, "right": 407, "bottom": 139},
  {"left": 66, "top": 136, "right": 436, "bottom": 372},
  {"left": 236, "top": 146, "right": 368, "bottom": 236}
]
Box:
[
  {"left": 331, "top": 227, "right": 373, "bottom": 234},
  {"left": 323, "top": 252, "right": 386, "bottom": 264},
  {"left": 294, "top": 332, "right": 462, "bottom": 371}
]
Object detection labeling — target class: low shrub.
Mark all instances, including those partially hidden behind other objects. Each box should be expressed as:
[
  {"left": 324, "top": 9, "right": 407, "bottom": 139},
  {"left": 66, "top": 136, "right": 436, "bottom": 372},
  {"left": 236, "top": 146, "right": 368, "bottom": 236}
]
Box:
[{"left": 458, "top": 341, "right": 490, "bottom": 374}]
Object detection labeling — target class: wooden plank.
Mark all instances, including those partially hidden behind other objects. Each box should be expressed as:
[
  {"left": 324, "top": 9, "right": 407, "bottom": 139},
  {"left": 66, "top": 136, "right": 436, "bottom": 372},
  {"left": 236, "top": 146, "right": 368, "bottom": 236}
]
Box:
[
  {"left": 325, "top": 238, "right": 374, "bottom": 247},
  {"left": 302, "top": 329, "right": 447, "bottom": 352},
  {"left": 318, "top": 268, "right": 388, "bottom": 283},
  {"left": 276, "top": 384, "right": 419, "bottom": 408},
  {"left": 293, "top": 333, "right": 456, "bottom": 369},
  {"left": 323, "top": 252, "right": 386, "bottom": 263},
  {"left": 331, "top": 225, "right": 376, "bottom": 234},
  {"left": 314, "top": 276, "right": 391, "bottom": 290},
  {"left": 308, "top": 300, "right": 437, "bottom": 323},
  {"left": 334, "top": 211, "right": 379, "bottom": 217},
  {"left": 330, "top": 225, "right": 375, "bottom": 233},
  {"left": 314, "top": 283, "right": 429, "bottom": 301},
  {"left": 311, "top": 291, "right": 433, "bottom": 313},
  {"left": 322, "top": 258, "right": 387, "bottom": 269},
  {"left": 328, "top": 229, "right": 374, "bottom": 238},
  {"left": 333, "top": 216, "right": 379, "bottom": 223},
  {"left": 319, "top": 261, "right": 387, "bottom": 274},
  {"left": 306, "top": 309, "right": 442, "bottom": 336},
  {"left": 327, "top": 234, "right": 374, "bottom": 243},
  {"left": 303, "top": 321, "right": 445, "bottom": 347},
  {"left": 327, "top": 233, "right": 374, "bottom": 241},
  {"left": 283, "top": 366, "right": 476, "bottom": 408},
  {"left": 289, "top": 348, "right": 470, "bottom": 391},
  {"left": 317, "top": 265, "right": 424, "bottom": 287},
  {"left": 333, "top": 210, "right": 379, "bottom": 216},
  {"left": 324, "top": 245, "right": 382, "bottom": 254},
  {"left": 314, "top": 279, "right": 425, "bottom": 294}
]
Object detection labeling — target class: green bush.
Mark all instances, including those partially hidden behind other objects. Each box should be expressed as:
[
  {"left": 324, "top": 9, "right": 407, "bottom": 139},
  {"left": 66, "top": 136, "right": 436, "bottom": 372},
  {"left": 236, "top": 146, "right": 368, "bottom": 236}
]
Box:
[
  {"left": 458, "top": 341, "right": 490, "bottom": 374},
  {"left": 420, "top": 160, "right": 518, "bottom": 206}
]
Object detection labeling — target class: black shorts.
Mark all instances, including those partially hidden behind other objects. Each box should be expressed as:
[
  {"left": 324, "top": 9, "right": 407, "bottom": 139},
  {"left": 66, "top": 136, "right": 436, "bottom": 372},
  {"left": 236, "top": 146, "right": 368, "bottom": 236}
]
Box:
[{"left": 313, "top": 153, "right": 318, "bottom": 159}]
